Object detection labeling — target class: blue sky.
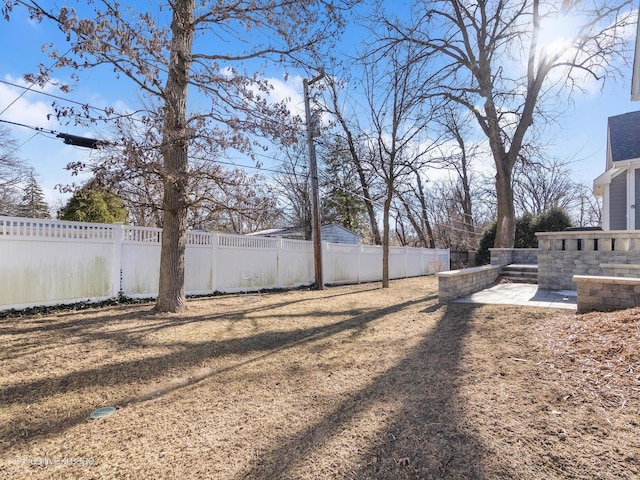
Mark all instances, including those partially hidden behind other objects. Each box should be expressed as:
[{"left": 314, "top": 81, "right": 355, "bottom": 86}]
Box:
[{"left": 0, "top": 2, "right": 638, "bottom": 210}]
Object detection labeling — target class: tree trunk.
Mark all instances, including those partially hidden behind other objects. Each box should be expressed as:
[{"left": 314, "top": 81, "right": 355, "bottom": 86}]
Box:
[
  {"left": 415, "top": 170, "right": 436, "bottom": 248},
  {"left": 154, "top": 0, "right": 195, "bottom": 313},
  {"left": 382, "top": 184, "right": 392, "bottom": 288},
  {"left": 494, "top": 169, "right": 516, "bottom": 248},
  {"left": 398, "top": 193, "right": 428, "bottom": 247}
]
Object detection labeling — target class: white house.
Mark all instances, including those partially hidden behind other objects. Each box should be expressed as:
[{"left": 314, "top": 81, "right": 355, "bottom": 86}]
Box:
[{"left": 593, "top": 110, "right": 640, "bottom": 230}]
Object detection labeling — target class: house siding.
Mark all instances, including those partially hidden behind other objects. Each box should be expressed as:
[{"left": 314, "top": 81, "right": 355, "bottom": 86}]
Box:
[
  {"left": 610, "top": 171, "right": 627, "bottom": 230},
  {"left": 636, "top": 169, "right": 640, "bottom": 229}
]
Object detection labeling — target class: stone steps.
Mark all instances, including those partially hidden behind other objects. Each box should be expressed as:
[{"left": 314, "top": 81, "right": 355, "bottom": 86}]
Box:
[{"left": 501, "top": 264, "right": 538, "bottom": 284}]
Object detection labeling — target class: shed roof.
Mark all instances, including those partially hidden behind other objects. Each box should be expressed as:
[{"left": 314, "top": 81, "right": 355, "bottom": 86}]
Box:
[{"left": 609, "top": 111, "right": 640, "bottom": 162}]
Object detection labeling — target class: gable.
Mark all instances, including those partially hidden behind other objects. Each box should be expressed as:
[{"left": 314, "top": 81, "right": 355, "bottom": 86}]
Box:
[
  {"left": 608, "top": 111, "right": 640, "bottom": 162},
  {"left": 320, "top": 223, "right": 360, "bottom": 244}
]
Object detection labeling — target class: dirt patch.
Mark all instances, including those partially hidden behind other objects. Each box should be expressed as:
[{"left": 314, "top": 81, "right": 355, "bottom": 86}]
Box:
[{"left": 0, "top": 277, "right": 638, "bottom": 479}]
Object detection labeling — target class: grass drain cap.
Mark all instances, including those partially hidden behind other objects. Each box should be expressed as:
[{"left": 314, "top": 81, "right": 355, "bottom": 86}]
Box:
[{"left": 90, "top": 406, "right": 117, "bottom": 419}]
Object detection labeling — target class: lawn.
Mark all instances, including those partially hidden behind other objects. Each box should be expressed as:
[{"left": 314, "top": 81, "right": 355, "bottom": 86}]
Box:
[{"left": 1, "top": 277, "right": 638, "bottom": 479}]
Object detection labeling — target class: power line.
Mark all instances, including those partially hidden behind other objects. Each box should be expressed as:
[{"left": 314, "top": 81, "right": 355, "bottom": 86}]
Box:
[
  {"left": 0, "top": 104, "right": 481, "bottom": 237},
  {"left": 0, "top": 118, "right": 104, "bottom": 149},
  {"left": 0, "top": 47, "right": 73, "bottom": 117},
  {"left": 0, "top": 78, "right": 115, "bottom": 117},
  {"left": 7, "top": 131, "right": 44, "bottom": 156},
  {"left": 0, "top": 118, "right": 58, "bottom": 135}
]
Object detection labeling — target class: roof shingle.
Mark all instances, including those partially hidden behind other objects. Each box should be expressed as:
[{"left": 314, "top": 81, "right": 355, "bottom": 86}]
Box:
[{"left": 609, "top": 110, "right": 640, "bottom": 162}]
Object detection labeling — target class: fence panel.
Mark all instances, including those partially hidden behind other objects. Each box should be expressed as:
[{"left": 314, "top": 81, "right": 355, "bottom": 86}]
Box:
[
  {"left": 279, "top": 239, "right": 314, "bottom": 287},
  {"left": 432, "top": 249, "right": 451, "bottom": 274},
  {"left": 0, "top": 217, "right": 115, "bottom": 309},
  {"left": 388, "top": 247, "right": 408, "bottom": 279},
  {"left": 185, "top": 231, "right": 215, "bottom": 294},
  {"left": 324, "top": 242, "right": 361, "bottom": 284},
  {"left": 120, "top": 226, "right": 161, "bottom": 297},
  {"left": 405, "top": 248, "right": 425, "bottom": 277},
  {"left": 359, "top": 245, "right": 383, "bottom": 282},
  {"left": 0, "top": 216, "right": 450, "bottom": 310},
  {"left": 214, "top": 233, "right": 280, "bottom": 292}
]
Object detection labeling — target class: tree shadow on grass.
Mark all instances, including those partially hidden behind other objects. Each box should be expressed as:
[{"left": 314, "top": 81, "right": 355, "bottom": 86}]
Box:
[
  {"left": 1, "top": 295, "right": 434, "bottom": 451},
  {"left": 238, "top": 303, "right": 511, "bottom": 480},
  {"left": 0, "top": 285, "right": 394, "bottom": 362}
]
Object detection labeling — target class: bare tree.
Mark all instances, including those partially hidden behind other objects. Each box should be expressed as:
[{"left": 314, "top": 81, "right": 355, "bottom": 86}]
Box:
[
  {"left": 6, "top": 0, "right": 352, "bottom": 311},
  {"left": 362, "top": 40, "right": 437, "bottom": 287},
  {"left": 396, "top": 167, "right": 436, "bottom": 248},
  {"left": 0, "top": 125, "right": 27, "bottom": 215},
  {"left": 322, "top": 77, "right": 382, "bottom": 244},
  {"left": 189, "top": 169, "right": 281, "bottom": 234},
  {"left": 428, "top": 178, "right": 481, "bottom": 251},
  {"left": 274, "top": 138, "right": 313, "bottom": 239},
  {"left": 512, "top": 153, "right": 604, "bottom": 227},
  {"left": 92, "top": 118, "right": 283, "bottom": 232},
  {"left": 513, "top": 156, "right": 580, "bottom": 216},
  {"left": 431, "top": 108, "right": 479, "bottom": 237},
  {"left": 378, "top": 0, "right": 634, "bottom": 248},
  {"left": 570, "top": 183, "right": 602, "bottom": 228},
  {"left": 390, "top": 105, "right": 482, "bottom": 251}
]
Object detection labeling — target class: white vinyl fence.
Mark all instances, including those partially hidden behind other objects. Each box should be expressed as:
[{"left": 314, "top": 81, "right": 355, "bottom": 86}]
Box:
[{"left": 0, "top": 216, "right": 449, "bottom": 311}]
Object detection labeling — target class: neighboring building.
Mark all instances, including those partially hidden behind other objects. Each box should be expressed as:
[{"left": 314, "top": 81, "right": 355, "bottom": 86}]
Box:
[
  {"left": 248, "top": 223, "right": 361, "bottom": 244},
  {"left": 593, "top": 110, "right": 640, "bottom": 230}
]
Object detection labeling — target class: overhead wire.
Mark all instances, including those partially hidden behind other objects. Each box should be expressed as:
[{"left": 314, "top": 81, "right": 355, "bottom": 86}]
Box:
[
  {"left": 7, "top": 132, "right": 43, "bottom": 157},
  {"left": 0, "top": 78, "right": 115, "bottom": 118},
  {"left": 0, "top": 74, "right": 480, "bottom": 238},
  {"left": 0, "top": 47, "right": 74, "bottom": 117},
  {"left": 0, "top": 112, "right": 480, "bottom": 238},
  {"left": 0, "top": 117, "right": 58, "bottom": 135}
]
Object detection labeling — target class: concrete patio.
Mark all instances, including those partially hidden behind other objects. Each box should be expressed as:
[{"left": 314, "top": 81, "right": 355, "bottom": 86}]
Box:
[{"left": 453, "top": 282, "right": 577, "bottom": 310}]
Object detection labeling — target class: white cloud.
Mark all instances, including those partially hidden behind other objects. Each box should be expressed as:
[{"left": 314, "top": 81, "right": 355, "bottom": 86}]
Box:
[
  {"left": 264, "top": 74, "right": 306, "bottom": 119},
  {"left": 0, "top": 75, "right": 56, "bottom": 129}
]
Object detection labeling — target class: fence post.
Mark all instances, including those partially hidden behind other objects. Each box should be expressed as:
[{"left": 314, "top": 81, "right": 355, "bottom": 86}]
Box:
[
  {"left": 277, "top": 237, "right": 284, "bottom": 288},
  {"left": 112, "top": 223, "right": 124, "bottom": 297},
  {"left": 211, "top": 232, "right": 219, "bottom": 293},
  {"left": 404, "top": 246, "right": 409, "bottom": 278},
  {"left": 322, "top": 241, "right": 328, "bottom": 284}
]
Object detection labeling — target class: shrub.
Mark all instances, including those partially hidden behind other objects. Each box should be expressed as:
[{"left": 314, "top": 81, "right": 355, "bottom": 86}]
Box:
[
  {"left": 476, "top": 207, "right": 571, "bottom": 264},
  {"left": 476, "top": 221, "right": 497, "bottom": 265},
  {"left": 515, "top": 213, "right": 536, "bottom": 248},
  {"left": 532, "top": 206, "right": 572, "bottom": 233}
]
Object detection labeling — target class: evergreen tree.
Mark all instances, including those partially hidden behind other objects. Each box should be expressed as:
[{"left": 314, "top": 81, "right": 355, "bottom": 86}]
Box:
[
  {"left": 58, "top": 188, "right": 127, "bottom": 224},
  {"left": 320, "top": 142, "right": 368, "bottom": 235},
  {"left": 17, "top": 172, "right": 50, "bottom": 218}
]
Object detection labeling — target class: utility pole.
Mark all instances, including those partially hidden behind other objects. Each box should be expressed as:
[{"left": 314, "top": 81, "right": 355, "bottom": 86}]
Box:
[{"left": 303, "top": 72, "right": 325, "bottom": 290}]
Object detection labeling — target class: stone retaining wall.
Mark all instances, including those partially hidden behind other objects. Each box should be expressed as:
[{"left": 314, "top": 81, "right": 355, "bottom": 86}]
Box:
[
  {"left": 437, "top": 265, "right": 501, "bottom": 303},
  {"left": 537, "top": 231, "right": 640, "bottom": 290},
  {"left": 490, "top": 248, "right": 538, "bottom": 266},
  {"left": 573, "top": 275, "right": 640, "bottom": 313}
]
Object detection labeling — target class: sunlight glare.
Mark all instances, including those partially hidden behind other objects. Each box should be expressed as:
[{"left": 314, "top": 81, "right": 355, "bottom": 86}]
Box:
[{"left": 537, "top": 14, "right": 579, "bottom": 58}]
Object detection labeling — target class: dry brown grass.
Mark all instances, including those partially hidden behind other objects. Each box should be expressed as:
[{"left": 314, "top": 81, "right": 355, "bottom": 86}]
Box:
[{"left": 0, "top": 277, "right": 638, "bottom": 479}]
